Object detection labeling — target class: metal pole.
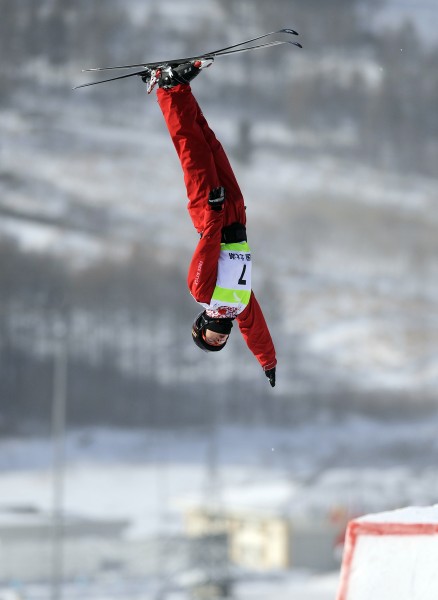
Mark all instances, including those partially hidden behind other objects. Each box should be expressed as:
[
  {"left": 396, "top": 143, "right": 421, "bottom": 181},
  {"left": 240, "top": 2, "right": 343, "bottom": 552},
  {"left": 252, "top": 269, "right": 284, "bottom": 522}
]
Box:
[{"left": 51, "top": 322, "right": 67, "bottom": 600}]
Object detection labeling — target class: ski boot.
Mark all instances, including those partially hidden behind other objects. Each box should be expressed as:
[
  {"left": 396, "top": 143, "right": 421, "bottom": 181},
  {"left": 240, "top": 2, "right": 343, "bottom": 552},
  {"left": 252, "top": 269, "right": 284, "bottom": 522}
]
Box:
[{"left": 142, "top": 58, "right": 213, "bottom": 94}]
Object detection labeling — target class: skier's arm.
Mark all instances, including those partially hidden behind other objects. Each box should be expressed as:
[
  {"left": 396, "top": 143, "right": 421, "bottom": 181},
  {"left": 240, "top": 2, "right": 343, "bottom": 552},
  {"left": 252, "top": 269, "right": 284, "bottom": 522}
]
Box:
[
  {"left": 187, "top": 203, "right": 224, "bottom": 303},
  {"left": 236, "top": 292, "right": 277, "bottom": 374}
]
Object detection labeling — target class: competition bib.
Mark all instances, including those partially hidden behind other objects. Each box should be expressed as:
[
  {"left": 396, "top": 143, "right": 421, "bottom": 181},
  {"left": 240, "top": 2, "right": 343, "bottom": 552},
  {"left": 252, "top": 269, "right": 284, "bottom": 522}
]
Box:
[{"left": 201, "top": 242, "right": 252, "bottom": 315}]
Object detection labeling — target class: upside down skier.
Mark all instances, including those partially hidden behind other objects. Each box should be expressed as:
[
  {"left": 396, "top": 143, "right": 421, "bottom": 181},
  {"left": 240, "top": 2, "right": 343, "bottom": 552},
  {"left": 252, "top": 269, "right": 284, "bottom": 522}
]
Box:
[{"left": 145, "top": 60, "right": 277, "bottom": 387}]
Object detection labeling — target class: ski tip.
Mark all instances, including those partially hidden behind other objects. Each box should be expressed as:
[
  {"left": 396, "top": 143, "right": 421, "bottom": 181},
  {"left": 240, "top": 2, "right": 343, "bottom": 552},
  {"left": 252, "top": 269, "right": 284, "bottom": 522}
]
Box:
[
  {"left": 82, "top": 67, "right": 113, "bottom": 72},
  {"left": 285, "top": 41, "right": 303, "bottom": 49},
  {"left": 73, "top": 81, "right": 98, "bottom": 89},
  {"left": 280, "top": 28, "right": 299, "bottom": 36}
]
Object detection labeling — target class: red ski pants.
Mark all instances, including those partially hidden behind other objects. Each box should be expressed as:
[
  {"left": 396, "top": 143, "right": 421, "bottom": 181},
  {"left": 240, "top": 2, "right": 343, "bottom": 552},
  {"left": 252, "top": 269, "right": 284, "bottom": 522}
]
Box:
[{"left": 157, "top": 85, "right": 246, "bottom": 234}]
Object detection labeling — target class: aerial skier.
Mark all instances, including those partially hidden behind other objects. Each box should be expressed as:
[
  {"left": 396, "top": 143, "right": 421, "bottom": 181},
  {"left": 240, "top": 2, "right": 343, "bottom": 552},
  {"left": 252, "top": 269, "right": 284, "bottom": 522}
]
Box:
[
  {"left": 75, "top": 30, "right": 303, "bottom": 387},
  {"left": 143, "top": 60, "right": 277, "bottom": 387}
]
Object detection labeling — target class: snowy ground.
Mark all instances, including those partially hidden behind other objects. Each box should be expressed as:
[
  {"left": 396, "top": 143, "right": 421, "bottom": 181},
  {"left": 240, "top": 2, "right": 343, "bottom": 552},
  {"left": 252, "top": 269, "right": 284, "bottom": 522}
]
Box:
[
  {"left": 1, "top": 572, "right": 341, "bottom": 600},
  {"left": 2, "top": 422, "right": 438, "bottom": 597},
  {"left": 2, "top": 422, "right": 438, "bottom": 592},
  {"left": 0, "top": 427, "right": 344, "bottom": 599}
]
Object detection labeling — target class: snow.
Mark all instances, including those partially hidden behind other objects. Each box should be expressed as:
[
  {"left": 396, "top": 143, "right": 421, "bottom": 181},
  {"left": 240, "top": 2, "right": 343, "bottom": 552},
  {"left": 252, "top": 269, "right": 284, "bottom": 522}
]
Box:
[
  {"left": 1, "top": 1, "right": 438, "bottom": 595},
  {"left": 358, "top": 505, "right": 438, "bottom": 525},
  {"left": 0, "top": 215, "right": 120, "bottom": 264},
  {"left": 339, "top": 506, "right": 438, "bottom": 600},
  {"left": 2, "top": 423, "right": 438, "bottom": 540},
  {"left": 234, "top": 571, "right": 340, "bottom": 600},
  {"left": 0, "top": 427, "right": 348, "bottom": 598},
  {"left": 0, "top": 572, "right": 340, "bottom": 600},
  {"left": 379, "top": 0, "right": 438, "bottom": 42},
  {"left": 0, "top": 419, "right": 434, "bottom": 600},
  {"left": 2, "top": 91, "right": 438, "bottom": 396},
  {"left": 346, "top": 534, "right": 438, "bottom": 600}
]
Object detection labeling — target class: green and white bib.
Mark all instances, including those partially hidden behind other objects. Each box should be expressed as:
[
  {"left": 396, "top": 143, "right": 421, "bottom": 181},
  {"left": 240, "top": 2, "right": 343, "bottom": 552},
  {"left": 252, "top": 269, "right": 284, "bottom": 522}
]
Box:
[{"left": 201, "top": 241, "right": 252, "bottom": 316}]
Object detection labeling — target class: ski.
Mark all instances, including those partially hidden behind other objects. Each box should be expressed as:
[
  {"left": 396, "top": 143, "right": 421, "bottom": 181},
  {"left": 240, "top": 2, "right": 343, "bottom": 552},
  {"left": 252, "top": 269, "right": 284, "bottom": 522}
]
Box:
[
  {"left": 74, "top": 69, "right": 150, "bottom": 89},
  {"left": 82, "top": 28, "right": 299, "bottom": 72},
  {"left": 74, "top": 35, "right": 302, "bottom": 89},
  {"left": 210, "top": 39, "right": 302, "bottom": 57},
  {"left": 73, "top": 42, "right": 295, "bottom": 89}
]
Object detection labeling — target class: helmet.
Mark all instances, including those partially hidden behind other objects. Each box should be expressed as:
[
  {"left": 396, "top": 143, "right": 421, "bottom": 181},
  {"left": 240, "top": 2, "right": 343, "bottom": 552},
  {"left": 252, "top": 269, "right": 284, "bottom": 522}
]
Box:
[{"left": 191, "top": 311, "right": 233, "bottom": 353}]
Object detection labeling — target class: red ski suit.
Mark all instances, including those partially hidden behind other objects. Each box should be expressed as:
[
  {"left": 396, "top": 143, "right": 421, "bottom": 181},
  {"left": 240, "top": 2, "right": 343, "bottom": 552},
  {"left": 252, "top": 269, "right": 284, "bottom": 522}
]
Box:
[{"left": 157, "top": 85, "right": 276, "bottom": 371}]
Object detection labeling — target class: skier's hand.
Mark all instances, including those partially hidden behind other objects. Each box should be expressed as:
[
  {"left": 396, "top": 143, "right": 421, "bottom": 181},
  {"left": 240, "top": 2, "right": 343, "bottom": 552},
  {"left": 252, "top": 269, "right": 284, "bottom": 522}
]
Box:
[
  {"left": 265, "top": 367, "right": 276, "bottom": 388},
  {"left": 208, "top": 186, "right": 226, "bottom": 211}
]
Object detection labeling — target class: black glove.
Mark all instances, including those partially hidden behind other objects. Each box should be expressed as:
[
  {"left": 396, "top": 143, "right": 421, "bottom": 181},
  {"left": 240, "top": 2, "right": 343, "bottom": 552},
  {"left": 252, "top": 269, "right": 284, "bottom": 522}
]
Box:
[
  {"left": 265, "top": 367, "right": 276, "bottom": 388},
  {"left": 208, "top": 186, "right": 226, "bottom": 211}
]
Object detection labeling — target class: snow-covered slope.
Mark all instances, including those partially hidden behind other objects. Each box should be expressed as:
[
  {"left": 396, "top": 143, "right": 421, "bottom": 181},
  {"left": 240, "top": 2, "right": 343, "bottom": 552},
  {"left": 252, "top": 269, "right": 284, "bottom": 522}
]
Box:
[
  {"left": 338, "top": 506, "right": 438, "bottom": 600},
  {"left": 1, "top": 0, "right": 437, "bottom": 400},
  {"left": 2, "top": 84, "right": 438, "bottom": 398}
]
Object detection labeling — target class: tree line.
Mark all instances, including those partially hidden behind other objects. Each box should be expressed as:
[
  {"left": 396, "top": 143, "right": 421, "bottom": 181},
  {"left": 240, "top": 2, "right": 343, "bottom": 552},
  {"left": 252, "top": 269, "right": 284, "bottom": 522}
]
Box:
[
  {"left": 0, "top": 238, "right": 291, "bottom": 432},
  {"left": 0, "top": 236, "right": 432, "bottom": 432}
]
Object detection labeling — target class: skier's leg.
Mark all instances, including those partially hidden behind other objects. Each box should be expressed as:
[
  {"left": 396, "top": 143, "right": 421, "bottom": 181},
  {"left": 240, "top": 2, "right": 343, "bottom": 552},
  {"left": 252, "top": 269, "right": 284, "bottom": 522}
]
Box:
[
  {"left": 192, "top": 99, "right": 247, "bottom": 227},
  {"left": 157, "top": 85, "right": 220, "bottom": 234}
]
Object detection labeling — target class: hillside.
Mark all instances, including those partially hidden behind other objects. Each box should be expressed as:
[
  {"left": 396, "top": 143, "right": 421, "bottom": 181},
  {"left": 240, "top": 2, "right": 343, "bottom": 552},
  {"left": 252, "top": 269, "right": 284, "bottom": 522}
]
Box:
[{"left": 0, "top": 0, "right": 437, "bottom": 427}]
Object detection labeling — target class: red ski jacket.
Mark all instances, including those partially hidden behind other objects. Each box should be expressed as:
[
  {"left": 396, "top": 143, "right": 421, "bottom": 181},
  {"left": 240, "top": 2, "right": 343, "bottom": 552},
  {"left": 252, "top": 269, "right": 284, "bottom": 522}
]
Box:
[{"left": 157, "top": 85, "right": 277, "bottom": 372}]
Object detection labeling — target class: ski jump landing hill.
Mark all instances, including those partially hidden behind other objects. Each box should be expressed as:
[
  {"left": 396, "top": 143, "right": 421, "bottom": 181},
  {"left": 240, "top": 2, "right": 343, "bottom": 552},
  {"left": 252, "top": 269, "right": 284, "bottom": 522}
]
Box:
[{"left": 337, "top": 506, "right": 438, "bottom": 600}]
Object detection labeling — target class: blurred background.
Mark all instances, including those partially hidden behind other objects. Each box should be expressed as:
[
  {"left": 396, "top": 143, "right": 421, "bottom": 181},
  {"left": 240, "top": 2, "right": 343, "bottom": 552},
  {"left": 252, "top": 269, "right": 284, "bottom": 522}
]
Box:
[{"left": 0, "top": 0, "right": 437, "bottom": 598}]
